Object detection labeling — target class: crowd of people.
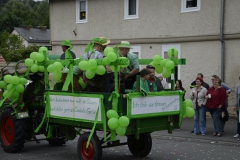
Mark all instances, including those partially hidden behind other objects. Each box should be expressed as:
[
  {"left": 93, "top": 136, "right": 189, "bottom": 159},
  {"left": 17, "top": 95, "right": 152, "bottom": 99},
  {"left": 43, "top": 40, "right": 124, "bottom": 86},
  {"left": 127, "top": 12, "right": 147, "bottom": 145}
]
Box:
[{"left": 59, "top": 37, "right": 239, "bottom": 138}]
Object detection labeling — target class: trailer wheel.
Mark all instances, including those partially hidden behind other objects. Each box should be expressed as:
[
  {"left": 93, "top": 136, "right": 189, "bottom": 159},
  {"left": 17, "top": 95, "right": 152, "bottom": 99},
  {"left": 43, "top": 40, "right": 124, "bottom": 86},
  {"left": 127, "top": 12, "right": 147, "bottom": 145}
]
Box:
[
  {"left": 127, "top": 133, "right": 152, "bottom": 158},
  {"left": 0, "top": 107, "right": 27, "bottom": 153},
  {"left": 77, "top": 132, "right": 102, "bottom": 160}
]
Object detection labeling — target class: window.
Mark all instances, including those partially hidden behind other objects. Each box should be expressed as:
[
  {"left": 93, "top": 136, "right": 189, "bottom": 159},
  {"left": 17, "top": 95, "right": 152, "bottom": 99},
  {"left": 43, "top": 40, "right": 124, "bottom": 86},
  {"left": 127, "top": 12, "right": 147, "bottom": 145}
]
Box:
[
  {"left": 181, "top": 0, "right": 201, "bottom": 13},
  {"left": 124, "top": 0, "right": 139, "bottom": 20},
  {"left": 162, "top": 44, "right": 181, "bottom": 86},
  {"left": 76, "top": 0, "right": 88, "bottom": 23}
]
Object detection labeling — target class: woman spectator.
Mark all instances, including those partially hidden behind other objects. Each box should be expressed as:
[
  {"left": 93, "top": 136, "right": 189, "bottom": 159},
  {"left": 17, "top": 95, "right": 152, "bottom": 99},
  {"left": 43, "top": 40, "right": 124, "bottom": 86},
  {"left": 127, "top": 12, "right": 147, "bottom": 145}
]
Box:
[
  {"left": 190, "top": 78, "right": 207, "bottom": 135},
  {"left": 205, "top": 78, "right": 227, "bottom": 137},
  {"left": 175, "top": 80, "right": 185, "bottom": 101}
]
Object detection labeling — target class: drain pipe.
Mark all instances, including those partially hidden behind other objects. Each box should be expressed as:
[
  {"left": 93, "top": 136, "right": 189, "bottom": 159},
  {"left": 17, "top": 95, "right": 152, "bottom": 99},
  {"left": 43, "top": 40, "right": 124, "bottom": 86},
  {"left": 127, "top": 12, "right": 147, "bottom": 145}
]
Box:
[{"left": 220, "top": 0, "right": 225, "bottom": 82}]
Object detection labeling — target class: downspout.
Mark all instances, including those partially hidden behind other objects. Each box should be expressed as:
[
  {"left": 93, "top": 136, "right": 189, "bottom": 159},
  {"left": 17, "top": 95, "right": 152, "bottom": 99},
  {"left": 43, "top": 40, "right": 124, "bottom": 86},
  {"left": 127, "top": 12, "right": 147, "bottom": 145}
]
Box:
[{"left": 220, "top": 0, "right": 225, "bottom": 82}]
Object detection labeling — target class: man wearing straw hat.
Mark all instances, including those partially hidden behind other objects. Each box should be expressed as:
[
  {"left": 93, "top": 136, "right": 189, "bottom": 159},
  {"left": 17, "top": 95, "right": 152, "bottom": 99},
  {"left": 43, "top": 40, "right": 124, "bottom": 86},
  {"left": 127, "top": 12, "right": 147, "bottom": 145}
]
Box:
[
  {"left": 60, "top": 40, "right": 76, "bottom": 59},
  {"left": 117, "top": 41, "right": 139, "bottom": 89},
  {"left": 82, "top": 37, "right": 111, "bottom": 92}
]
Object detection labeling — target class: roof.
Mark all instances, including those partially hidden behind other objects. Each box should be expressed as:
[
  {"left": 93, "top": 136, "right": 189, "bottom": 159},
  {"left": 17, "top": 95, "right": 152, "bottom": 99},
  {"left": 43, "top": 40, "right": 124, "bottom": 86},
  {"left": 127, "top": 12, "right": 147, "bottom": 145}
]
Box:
[{"left": 13, "top": 27, "right": 50, "bottom": 43}]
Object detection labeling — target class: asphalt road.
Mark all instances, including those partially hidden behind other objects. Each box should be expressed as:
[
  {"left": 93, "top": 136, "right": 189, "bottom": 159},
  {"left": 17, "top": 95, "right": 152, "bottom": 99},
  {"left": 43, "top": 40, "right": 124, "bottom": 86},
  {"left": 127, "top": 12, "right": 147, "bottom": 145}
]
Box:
[{"left": 1, "top": 118, "right": 240, "bottom": 160}]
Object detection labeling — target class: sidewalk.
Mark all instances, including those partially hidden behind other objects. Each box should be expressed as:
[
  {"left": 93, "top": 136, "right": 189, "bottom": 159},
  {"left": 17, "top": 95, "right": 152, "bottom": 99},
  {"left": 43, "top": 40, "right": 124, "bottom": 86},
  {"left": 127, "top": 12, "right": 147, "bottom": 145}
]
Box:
[{"left": 153, "top": 118, "right": 239, "bottom": 143}]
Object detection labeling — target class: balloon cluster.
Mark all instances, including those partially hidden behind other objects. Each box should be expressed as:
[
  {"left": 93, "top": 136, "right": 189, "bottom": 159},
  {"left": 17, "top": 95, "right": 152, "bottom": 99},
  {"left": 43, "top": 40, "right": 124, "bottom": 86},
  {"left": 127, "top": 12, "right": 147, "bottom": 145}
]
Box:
[
  {"left": 78, "top": 59, "right": 106, "bottom": 79},
  {"left": 0, "top": 75, "right": 27, "bottom": 101},
  {"left": 183, "top": 99, "right": 194, "bottom": 118},
  {"left": 47, "top": 62, "right": 63, "bottom": 81},
  {"left": 24, "top": 47, "right": 48, "bottom": 73},
  {"left": 107, "top": 110, "right": 130, "bottom": 136}
]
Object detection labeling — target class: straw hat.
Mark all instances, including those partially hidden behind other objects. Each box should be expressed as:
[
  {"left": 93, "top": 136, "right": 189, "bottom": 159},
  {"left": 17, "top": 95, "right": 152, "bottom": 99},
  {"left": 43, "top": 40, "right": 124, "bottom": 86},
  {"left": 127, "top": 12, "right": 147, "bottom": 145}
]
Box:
[
  {"left": 117, "top": 41, "right": 132, "bottom": 49},
  {"left": 94, "top": 37, "right": 110, "bottom": 46}
]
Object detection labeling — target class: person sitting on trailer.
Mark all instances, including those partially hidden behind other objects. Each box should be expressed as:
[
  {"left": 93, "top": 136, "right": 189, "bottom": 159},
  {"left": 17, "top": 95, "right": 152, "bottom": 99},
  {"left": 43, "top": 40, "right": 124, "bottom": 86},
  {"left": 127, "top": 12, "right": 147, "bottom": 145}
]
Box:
[
  {"left": 146, "top": 65, "right": 164, "bottom": 92},
  {"left": 82, "top": 37, "right": 110, "bottom": 92},
  {"left": 132, "top": 68, "right": 151, "bottom": 92}
]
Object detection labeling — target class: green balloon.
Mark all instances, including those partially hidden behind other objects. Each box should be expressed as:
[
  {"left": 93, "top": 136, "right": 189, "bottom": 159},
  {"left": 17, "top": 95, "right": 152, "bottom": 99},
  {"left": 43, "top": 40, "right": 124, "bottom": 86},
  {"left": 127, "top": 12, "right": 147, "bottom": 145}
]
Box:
[
  {"left": 11, "top": 91, "right": 20, "bottom": 98},
  {"left": 47, "top": 64, "right": 55, "bottom": 73},
  {"left": 39, "top": 46, "right": 48, "bottom": 54},
  {"left": 36, "top": 53, "right": 45, "bottom": 62},
  {"left": 4, "top": 75, "right": 12, "bottom": 84},
  {"left": 153, "top": 55, "right": 162, "bottom": 65},
  {"left": 3, "top": 90, "right": 9, "bottom": 98},
  {"left": 149, "top": 61, "right": 155, "bottom": 67},
  {"left": 0, "top": 81, "right": 7, "bottom": 89},
  {"left": 11, "top": 76, "right": 19, "bottom": 84},
  {"left": 88, "top": 59, "right": 97, "bottom": 69},
  {"left": 31, "top": 64, "right": 39, "bottom": 73},
  {"left": 184, "top": 99, "right": 193, "bottom": 108},
  {"left": 108, "top": 118, "right": 119, "bottom": 130},
  {"left": 186, "top": 107, "right": 195, "bottom": 117},
  {"left": 19, "top": 78, "right": 27, "bottom": 85},
  {"left": 107, "top": 52, "right": 117, "bottom": 62},
  {"left": 30, "top": 52, "right": 38, "bottom": 60},
  {"left": 118, "top": 116, "right": 130, "bottom": 127},
  {"left": 7, "top": 84, "right": 13, "bottom": 90},
  {"left": 25, "top": 58, "right": 34, "bottom": 67},
  {"left": 168, "top": 47, "right": 178, "bottom": 58},
  {"left": 53, "top": 62, "right": 63, "bottom": 72},
  {"left": 52, "top": 71, "right": 62, "bottom": 81},
  {"left": 102, "top": 57, "right": 111, "bottom": 65},
  {"left": 78, "top": 60, "right": 89, "bottom": 71},
  {"left": 160, "top": 59, "right": 169, "bottom": 67},
  {"left": 95, "top": 65, "right": 106, "bottom": 75},
  {"left": 85, "top": 69, "right": 95, "bottom": 79},
  {"left": 38, "top": 66, "right": 44, "bottom": 72},
  {"left": 162, "top": 68, "right": 171, "bottom": 78},
  {"left": 183, "top": 114, "right": 187, "bottom": 118},
  {"left": 116, "top": 126, "right": 126, "bottom": 136},
  {"left": 110, "top": 65, "right": 120, "bottom": 72},
  {"left": 165, "top": 61, "right": 175, "bottom": 70},
  {"left": 107, "top": 110, "right": 119, "bottom": 119},
  {"left": 155, "top": 65, "right": 163, "bottom": 74},
  {"left": 104, "top": 47, "right": 114, "bottom": 56},
  {"left": 16, "top": 84, "right": 24, "bottom": 93}
]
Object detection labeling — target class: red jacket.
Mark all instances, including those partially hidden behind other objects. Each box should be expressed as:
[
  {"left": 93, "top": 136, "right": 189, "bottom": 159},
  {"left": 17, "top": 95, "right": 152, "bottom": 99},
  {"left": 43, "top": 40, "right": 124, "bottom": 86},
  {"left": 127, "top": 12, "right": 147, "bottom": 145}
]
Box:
[{"left": 206, "top": 87, "right": 227, "bottom": 109}]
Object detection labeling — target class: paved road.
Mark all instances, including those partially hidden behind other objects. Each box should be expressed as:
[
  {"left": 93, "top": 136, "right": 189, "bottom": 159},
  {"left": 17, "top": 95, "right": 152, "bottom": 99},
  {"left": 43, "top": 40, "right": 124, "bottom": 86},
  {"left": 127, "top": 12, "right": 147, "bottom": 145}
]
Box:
[{"left": 1, "top": 118, "right": 240, "bottom": 160}]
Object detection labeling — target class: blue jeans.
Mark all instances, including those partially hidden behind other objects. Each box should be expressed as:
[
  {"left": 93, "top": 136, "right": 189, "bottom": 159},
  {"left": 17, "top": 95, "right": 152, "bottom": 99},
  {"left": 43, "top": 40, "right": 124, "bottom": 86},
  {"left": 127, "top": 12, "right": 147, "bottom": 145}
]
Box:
[
  {"left": 211, "top": 108, "right": 222, "bottom": 134},
  {"left": 194, "top": 105, "right": 206, "bottom": 134}
]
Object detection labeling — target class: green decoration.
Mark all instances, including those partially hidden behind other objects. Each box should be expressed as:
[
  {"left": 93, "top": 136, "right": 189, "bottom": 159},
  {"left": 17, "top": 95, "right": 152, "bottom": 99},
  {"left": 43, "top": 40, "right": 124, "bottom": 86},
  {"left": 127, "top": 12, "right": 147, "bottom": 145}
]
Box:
[
  {"left": 2, "top": 90, "right": 9, "bottom": 98},
  {"left": 184, "top": 99, "right": 193, "bottom": 108},
  {"left": 95, "top": 65, "right": 106, "bottom": 75},
  {"left": 118, "top": 116, "right": 130, "bottom": 127},
  {"left": 153, "top": 55, "right": 162, "bottom": 65},
  {"left": 149, "top": 61, "right": 155, "bottom": 67},
  {"left": 30, "top": 52, "right": 38, "bottom": 60},
  {"left": 186, "top": 107, "right": 195, "bottom": 117},
  {"left": 11, "top": 91, "right": 20, "bottom": 98},
  {"left": 16, "top": 84, "right": 24, "bottom": 93},
  {"left": 7, "top": 84, "right": 13, "bottom": 90},
  {"left": 168, "top": 47, "right": 178, "bottom": 58},
  {"left": 36, "top": 53, "right": 45, "bottom": 62},
  {"left": 107, "top": 118, "right": 119, "bottom": 130},
  {"left": 39, "top": 46, "right": 48, "bottom": 54},
  {"left": 106, "top": 110, "right": 119, "bottom": 119},
  {"left": 0, "top": 81, "right": 7, "bottom": 89},
  {"left": 160, "top": 59, "right": 169, "bottom": 67},
  {"left": 104, "top": 47, "right": 114, "bottom": 56},
  {"left": 38, "top": 66, "right": 45, "bottom": 72},
  {"left": 78, "top": 60, "right": 89, "bottom": 71},
  {"left": 11, "top": 76, "right": 20, "bottom": 84},
  {"left": 155, "top": 65, "right": 163, "bottom": 74},
  {"left": 53, "top": 62, "right": 63, "bottom": 72},
  {"left": 107, "top": 52, "right": 117, "bottom": 62},
  {"left": 78, "top": 77, "right": 86, "bottom": 89},
  {"left": 88, "top": 59, "right": 97, "bottom": 69},
  {"left": 115, "top": 126, "right": 126, "bottom": 136},
  {"left": 85, "top": 69, "right": 95, "bottom": 79},
  {"left": 165, "top": 61, "right": 175, "bottom": 70},
  {"left": 102, "top": 57, "right": 111, "bottom": 65},
  {"left": 52, "top": 71, "right": 62, "bottom": 81},
  {"left": 119, "top": 57, "right": 129, "bottom": 68},
  {"left": 4, "top": 75, "right": 12, "bottom": 84},
  {"left": 25, "top": 58, "right": 34, "bottom": 67},
  {"left": 19, "top": 78, "right": 27, "bottom": 85},
  {"left": 47, "top": 64, "right": 55, "bottom": 73},
  {"left": 31, "top": 64, "right": 39, "bottom": 73},
  {"left": 110, "top": 65, "right": 120, "bottom": 72},
  {"left": 162, "top": 68, "right": 171, "bottom": 78}
]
